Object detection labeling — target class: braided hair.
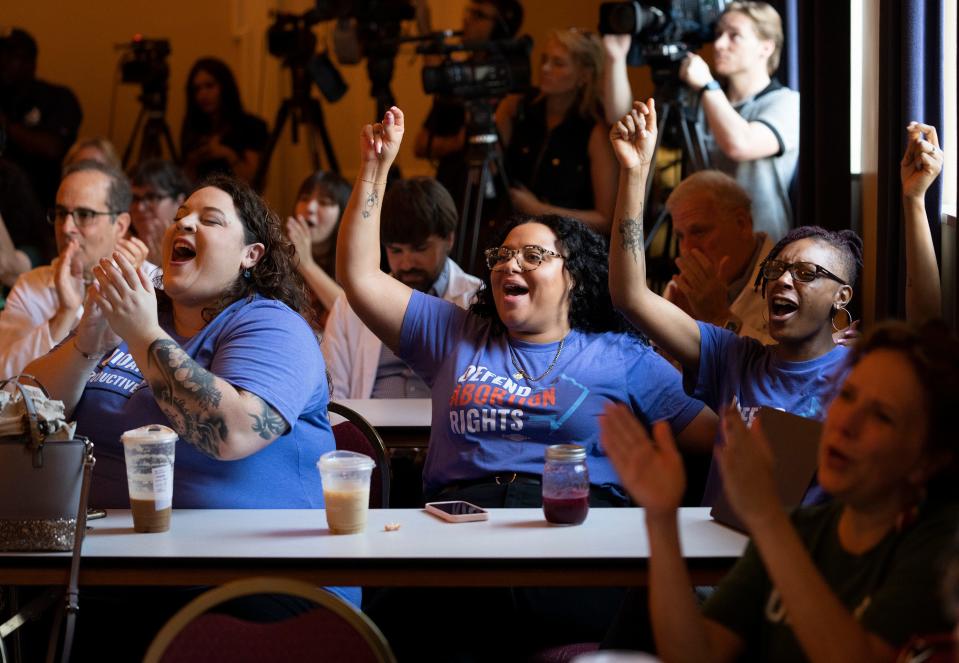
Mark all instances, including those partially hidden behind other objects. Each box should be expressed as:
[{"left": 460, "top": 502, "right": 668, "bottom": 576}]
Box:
[{"left": 754, "top": 226, "right": 863, "bottom": 297}]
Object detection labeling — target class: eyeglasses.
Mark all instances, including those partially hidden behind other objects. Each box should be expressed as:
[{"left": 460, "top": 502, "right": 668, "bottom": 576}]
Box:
[
  {"left": 485, "top": 245, "right": 564, "bottom": 271},
  {"left": 47, "top": 206, "right": 117, "bottom": 228},
  {"left": 760, "top": 260, "right": 847, "bottom": 286},
  {"left": 132, "top": 192, "right": 171, "bottom": 206}
]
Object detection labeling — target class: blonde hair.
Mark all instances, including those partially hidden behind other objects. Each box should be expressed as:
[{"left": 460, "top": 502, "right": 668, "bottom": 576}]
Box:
[
  {"left": 63, "top": 136, "right": 122, "bottom": 171},
  {"left": 666, "top": 170, "right": 753, "bottom": 229},
  {"left": 546, "top": 28, "right": 605, "bottom": 119},
  {"left": 724, "top": 1, "right": 784, "bottom": 75}
]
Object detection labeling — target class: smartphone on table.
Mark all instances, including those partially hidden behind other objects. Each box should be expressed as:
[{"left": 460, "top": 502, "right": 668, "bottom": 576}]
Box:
[{"left": 424, "top": 501, "right": 489, "bottom": 523}]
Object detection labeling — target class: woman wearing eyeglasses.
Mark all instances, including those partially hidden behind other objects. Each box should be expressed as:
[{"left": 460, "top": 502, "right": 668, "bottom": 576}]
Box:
[
  {"left": 342, "top": 105, "right": 717, "bottom": 660},
  {"left": 339, "top": 106, "right": 717, "bottom": 507},
  {"left": 608, "top": 100, "right": 943, "bottom": 506}
]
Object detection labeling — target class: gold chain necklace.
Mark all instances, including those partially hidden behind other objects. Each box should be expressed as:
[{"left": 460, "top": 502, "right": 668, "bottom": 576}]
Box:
[{"left": 507, "top": 336, "right": 566, "bottom": 382}]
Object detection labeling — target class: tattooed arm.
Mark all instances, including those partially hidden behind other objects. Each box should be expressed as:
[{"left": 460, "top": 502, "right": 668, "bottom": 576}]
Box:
[
  {"left": 139, "top": 337, "right": 289, "bottom": 460},
  {"left": 336, "top": 107, "right": 412, "bottom": 353},
  {"left": 609, "top": 100, "right": 703, "bottom": 371}
]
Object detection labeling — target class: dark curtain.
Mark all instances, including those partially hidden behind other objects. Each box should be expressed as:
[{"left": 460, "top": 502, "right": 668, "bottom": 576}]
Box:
[
  {"left": 794, "top": 1, "right": 852, "bottom": 233},
  {"left": 875, "top": 0, "right": 945, "bottom": 320}
]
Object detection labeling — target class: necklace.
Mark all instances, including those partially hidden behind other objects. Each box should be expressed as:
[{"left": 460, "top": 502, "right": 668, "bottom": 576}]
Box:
[{"left": 507, "top": 335, "right": 566, "bottom": 382}]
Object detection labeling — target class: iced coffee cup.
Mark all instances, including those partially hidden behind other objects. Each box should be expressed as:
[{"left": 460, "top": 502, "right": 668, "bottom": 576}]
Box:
[
  {"left": 317, "top": 450, "right": 375, "bottom": 534},
  {"left": 121, "top": 425, "right": 177, "bottom": 533}
]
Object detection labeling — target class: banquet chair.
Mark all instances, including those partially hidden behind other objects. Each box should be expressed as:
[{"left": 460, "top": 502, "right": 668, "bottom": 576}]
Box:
[
  {"left": 329, "top": 401, "right": 392, "bottom": 508},
  {"left": 143, "top": 577, "right": 396, "bottom": 663}
]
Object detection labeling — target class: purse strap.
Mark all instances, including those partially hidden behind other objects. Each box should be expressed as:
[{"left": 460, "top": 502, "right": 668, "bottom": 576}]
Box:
[
  {"left": 0, "top": 375, "right": 51, "bottom": 454},
  {"left": 56, "top": 440, "right": 95, "bottom": 663}
]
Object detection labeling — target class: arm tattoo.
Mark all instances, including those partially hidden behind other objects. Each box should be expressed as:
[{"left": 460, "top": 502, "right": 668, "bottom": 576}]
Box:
[
  {"left": 618, "top": 216, "right": 645, "bottom": 260},
  {"left": 361, "top": 188, "right": 379, "bottom": 219},
  {"left": 248, "top": 396, "right": 287, "bottom": 440},
  {"left": 147, "top": 339, "right": 227, "bottom": 459}
]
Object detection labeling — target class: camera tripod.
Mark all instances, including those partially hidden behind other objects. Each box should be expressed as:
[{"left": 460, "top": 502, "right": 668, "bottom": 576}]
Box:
[
  {"left": 253, "top": 60, "right": 339, "bottom": 192},
  {"left": 454, "top": 99, "right": 510, "bottom": 273},
  {"left": 122, "top": 87, "right": 178, "bottom": 168}
]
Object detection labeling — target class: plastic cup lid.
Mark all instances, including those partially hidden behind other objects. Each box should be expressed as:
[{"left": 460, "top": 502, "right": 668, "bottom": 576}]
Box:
[
  {"left": 318, "top": 449, "right": 375, "bottom": 472},
  {"left": 121, "top": 424, "right": 179, "bottom": 445}
]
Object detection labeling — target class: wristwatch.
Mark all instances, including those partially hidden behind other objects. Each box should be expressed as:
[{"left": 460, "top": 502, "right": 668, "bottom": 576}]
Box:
[{"left": 699, "top": 80, "right": 721, "bottom": 97}]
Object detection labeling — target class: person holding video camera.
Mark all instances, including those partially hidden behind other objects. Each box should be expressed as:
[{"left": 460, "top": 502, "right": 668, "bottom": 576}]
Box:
[
  {"left": 497, "top": 28, "right": 619, "bottom": 234},
  {"left": 679, "top": 0, "right": 797, "bottom": 242},
  {"left": 413, "top": 0, "right": 524, "bottom": 202}
]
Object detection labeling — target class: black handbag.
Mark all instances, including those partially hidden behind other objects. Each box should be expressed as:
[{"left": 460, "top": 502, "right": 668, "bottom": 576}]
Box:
[{"left": 0, "top": 376, "right": 95, "bottom": 663}]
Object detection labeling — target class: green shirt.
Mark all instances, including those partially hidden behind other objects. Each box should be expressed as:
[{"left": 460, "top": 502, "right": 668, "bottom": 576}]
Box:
[{"left": 702, "top": 501, "right": 958, "bottom": 662}]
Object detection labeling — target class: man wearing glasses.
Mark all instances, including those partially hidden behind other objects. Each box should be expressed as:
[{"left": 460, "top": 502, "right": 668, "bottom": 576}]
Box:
[{"left": 0, "top": 160, "right": 149, "bottom": 378}]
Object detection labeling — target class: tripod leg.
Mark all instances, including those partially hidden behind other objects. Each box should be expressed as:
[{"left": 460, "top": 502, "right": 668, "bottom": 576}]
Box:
[
  {"left": 467, "top": 162, "right": 492, "bottom": 272},
  {"left": 160, "top": 120, "right": 179, "bottom": 163},
  {"left": 643, "top": 101, "right": 671, "bottom": 216},
  {"left": 456, "top": 169, "right": 479, "bottom": 267},
  {"left": 122, "top": 107, "right": 147, "bottom": 169},
  {"left": 307, "top": 99, "right": 340, "bottom": 174},
  {"left": 253, "top": 100, "right": 293, "bottom": 192}
]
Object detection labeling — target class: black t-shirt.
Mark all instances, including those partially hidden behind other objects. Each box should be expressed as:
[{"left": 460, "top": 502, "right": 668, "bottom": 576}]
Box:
[
  {"left": 703, "top": 501, "right": 959, "bottom": 662},
  {"left": 181, "top": 112, "right": 268, "bottom": 181},
  {"left": 504, "top": 92, "right": 596, "bottom": 211},
  {"left": 0, "top": 78, "right": 82, "bottom": 207}
]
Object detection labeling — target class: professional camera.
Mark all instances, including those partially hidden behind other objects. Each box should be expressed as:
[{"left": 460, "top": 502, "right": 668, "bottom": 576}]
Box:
[
  {"left": 267, "top": 11, "right": 321, "bottom": 62},
  {"left": 599, "top": 0, "right": 726, "bottom": 68},
  {"left": 419, "top": 36, "right": 532, "bottom": 100},
  {"left": 119, "top": 36, "right": 170, "bottom": 91}
]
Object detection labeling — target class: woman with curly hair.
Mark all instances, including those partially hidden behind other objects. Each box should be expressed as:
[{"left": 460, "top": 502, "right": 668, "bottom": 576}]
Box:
[
  {"left": 180, "top": 58, "right": 268, "bottom": 186},
  {"left": 26, "top": 174, "right": 336, "bottom": 514},
  {"left": 337, "top": 107, "right": 716, "bottom": 508}
]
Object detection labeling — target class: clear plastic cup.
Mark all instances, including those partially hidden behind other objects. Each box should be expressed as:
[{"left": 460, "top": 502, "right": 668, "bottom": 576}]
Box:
[
  {"left": 317, "top": 450, "right": 375, "bottom": 534},
  {"left": 121, "top": 424, "right": 177, "bottom": 533}
]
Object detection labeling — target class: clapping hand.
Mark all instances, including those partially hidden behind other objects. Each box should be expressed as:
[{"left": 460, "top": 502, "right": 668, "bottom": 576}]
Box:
[
  {"left": 90, "top": 251, "right": 161, "bottom": 354},
  {"left": 600, "top": 403, "right": 685, "bottom": 517},
  {"left": 53, "top": 239, "right": 84, "bottom": 315},
  {"left": 285, "top": 215, "right": 316, "bottom": 269},
  {"left": 610, "top": 99, "right": 658, "bottom": 171},
  {"left": 716, "top": 403, "right": 781, "bottom": 531},
  {"left": 900, "top": 122, "right": 943, "bottom": 200}
]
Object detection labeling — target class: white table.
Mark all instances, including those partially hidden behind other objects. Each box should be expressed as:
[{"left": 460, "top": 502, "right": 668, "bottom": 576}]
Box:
[
  {"left": 0, "top": 508, "right": 746, "bottom": 587},
  {"left": 332, "top": 399, "right": 432, "bottom": 449}
]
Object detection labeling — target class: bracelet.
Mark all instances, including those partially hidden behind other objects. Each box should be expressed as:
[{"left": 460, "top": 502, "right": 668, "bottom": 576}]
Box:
[
  {"left": 359, "top": 178, "right": 388, "bottom": 186},
  {"left": 72, "top": 338, "right": 99, "bottom": 361}
]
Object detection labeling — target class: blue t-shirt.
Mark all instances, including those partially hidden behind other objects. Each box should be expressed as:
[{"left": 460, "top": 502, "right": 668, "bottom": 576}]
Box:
[
  {"left": 692, "top": 322, "right": 851, "bottom": 505},
  {"left": 399, "top": 291, "right": 705, "bottom": 496},
  {"left": 77, "top": 296, "right": 335, "bottom": 510}
]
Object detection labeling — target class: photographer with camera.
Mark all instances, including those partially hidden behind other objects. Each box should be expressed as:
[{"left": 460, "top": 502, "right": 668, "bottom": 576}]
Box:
[
  {"left": 180, "top": 58, "right": 268, "bottom": 187},
  {"left": 679, "top": 0, "right": 797, "bottom": 241},
  {"left": 413, "top": 0, "right": 523, "bottom": 203},
  {"left": 496, "top": 28, "right": 618, "bottom": 234}
]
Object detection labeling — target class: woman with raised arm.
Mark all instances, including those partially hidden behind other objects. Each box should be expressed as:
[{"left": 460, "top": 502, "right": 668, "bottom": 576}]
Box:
[
  {"left": 608, "top": 100, "right": 943, "bottom": 503},
  {"left": 338, "top": 105, "right": 716, "bottom": 507},
  {"left": 601, "top": 319, "right": 959, "bottom": 662},
  {"left": 342, "top": 104, "right": 716, "bottom": 661}
]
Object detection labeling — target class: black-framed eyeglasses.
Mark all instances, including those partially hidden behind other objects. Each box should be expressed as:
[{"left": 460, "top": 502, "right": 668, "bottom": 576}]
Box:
[
  {"left": 485, "top": 245, "right": 564, "bottom": 272},
  {"left": 131, "top": 191, "right": 171, "bottom": 206},
  {"left": 46, "top": 206, "right": 118, "bottom": 228},
  {"left": 761, "top": 259, "right": 847, "bottom": 286}
]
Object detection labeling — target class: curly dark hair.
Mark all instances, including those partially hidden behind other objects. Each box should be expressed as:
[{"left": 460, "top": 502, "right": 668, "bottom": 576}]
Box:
[
  {"left": 470, "top": 214, "right": 636, "bottom": 337},
  {"left": 848, "top": 319, "right": 959, "bottom": 501},
  {"left": 158, "top": 174, "right": 313, "bottom": 323},
  {"left": 754, "top": 225, "right": 864, "bottom": 297}
]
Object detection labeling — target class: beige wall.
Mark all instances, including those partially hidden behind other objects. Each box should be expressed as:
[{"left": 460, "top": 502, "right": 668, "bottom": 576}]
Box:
[{"left": 6, "top": 0, "right": 651, "bottom": 213}]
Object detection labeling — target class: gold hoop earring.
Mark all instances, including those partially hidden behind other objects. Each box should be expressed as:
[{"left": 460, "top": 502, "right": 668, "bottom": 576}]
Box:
[{"left": 831, "top": 304, "right": 852, "bottom": 332}]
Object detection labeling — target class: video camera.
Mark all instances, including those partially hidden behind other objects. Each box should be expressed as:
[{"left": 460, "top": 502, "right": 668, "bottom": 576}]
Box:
[
  {"left": 599, "top": 0, "right": 726, "bottom": 68},
  {"left": 119, "top": 36, "right": 170, "bottom": 89},
  {"left": 419, "top": 35, "right": 532, "bottom": 100}
]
